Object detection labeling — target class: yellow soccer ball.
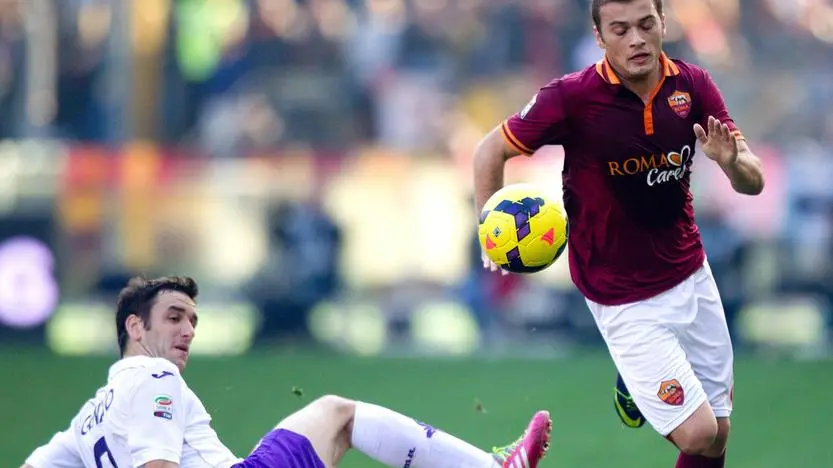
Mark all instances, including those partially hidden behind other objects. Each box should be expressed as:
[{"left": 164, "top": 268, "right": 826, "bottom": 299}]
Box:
[{"left": 478, "top": 183, "right": 568, "bottom": 274}]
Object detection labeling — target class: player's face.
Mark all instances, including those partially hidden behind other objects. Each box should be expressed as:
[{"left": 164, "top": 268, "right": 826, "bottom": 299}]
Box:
[
  {"left": 595, "top": 0, "right": 665, "bottom": 82},
  {"left": 138, "top": 290, "right": 198, "bottom": 371}
]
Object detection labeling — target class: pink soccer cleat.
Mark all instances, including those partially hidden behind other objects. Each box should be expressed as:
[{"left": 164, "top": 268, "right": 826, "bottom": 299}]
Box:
[{"left": 492, "top": 410, "right": 552, "bottom": 468}]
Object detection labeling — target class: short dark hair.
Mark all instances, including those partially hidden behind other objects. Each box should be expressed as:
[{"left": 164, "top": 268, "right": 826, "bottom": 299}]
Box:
[
  {"left": 115, "top": 276, "right": 199, "bottom": 356},
  {"left": 591, "top": 0, "right": 664, "bottom": 31}
]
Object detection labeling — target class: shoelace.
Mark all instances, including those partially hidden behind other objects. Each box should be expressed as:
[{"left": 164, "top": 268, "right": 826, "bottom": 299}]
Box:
[
  {"left": 616, "top": 389, "right": 639, "bottom": 411},
  {"left": 492, "top": 433, "right": 525, "bottom": 460}
]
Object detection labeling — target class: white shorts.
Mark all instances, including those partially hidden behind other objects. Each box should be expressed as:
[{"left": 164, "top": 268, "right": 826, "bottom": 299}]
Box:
[{"left": 586, "top": 261, "right": 734, "bottom": 436}]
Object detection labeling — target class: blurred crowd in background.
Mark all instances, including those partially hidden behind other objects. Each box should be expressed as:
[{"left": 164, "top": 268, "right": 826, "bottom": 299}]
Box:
[{"left": 0, "top": 0, "right": 831, "bottom": 358}]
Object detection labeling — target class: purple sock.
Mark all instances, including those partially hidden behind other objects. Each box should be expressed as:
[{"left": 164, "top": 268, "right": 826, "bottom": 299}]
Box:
[{"left": 675, "top": 452, "right": 725, "bottom": 468}]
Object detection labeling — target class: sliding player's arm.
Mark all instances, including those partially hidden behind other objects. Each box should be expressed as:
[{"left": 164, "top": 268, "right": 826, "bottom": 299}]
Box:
[
  {"left": 23, "top": 424, "right": 83, "bottom": 468},
  {"left": 128, "top": 360, "right": 186, "bottom": 468},
  {"left": 473, "top": 80, "right": 570, "bottom": 214},
  {"left": 695, "top": 69, "right": 765, "bottom": 196}
]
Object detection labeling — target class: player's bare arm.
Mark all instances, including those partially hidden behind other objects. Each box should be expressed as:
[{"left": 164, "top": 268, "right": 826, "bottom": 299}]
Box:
[
  {"left": 473, "top": 126, "right": 523, "bottom": 214},
  {"left": 719, "top": 137, "right": 764, "bottom": 195},
  {"left": 473, "top": 126, "right": 524, "bottom": 274},
  {"left": 720, "top": 139, "right": 764, "bottom": 195},
  {"left": 695, "top": 115, "right": 765, "bottom": 195}
]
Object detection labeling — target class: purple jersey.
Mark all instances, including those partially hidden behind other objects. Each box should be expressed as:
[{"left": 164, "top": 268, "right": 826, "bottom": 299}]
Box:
[{"left": 502, "top": 54, "right": 744, "bottom": 305}]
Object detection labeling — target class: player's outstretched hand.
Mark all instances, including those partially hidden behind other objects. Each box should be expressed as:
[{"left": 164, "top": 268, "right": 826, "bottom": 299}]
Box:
[
  {"left": 482, "top": 250, "right": 509, "bottom": 276},
  {"left": 694, "top": 115, "right": 739, "bottom": 167}
]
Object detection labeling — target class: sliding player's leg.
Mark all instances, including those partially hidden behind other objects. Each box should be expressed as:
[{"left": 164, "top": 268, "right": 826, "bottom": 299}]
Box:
[
  {"left": 347, "top": 399, "right": 551, "bottom": 468},
  {"left": 239, "top": 395, "right": 552, "bottom": 468}
]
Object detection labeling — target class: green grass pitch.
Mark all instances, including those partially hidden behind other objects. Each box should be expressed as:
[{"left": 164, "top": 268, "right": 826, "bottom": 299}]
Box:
[{"left": 2, "top": 349, "right": 830, "bottom": 467}]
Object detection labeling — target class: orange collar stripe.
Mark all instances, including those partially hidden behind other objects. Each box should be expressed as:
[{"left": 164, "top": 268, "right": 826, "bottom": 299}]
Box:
[{"left": 595, "top": 53, "right": 680, "bottom": 84}]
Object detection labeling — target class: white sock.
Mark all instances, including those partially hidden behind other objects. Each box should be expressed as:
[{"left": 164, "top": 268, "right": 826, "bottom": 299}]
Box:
[{"left": 350, "top": 401, "right": 500, "bottom": 468}]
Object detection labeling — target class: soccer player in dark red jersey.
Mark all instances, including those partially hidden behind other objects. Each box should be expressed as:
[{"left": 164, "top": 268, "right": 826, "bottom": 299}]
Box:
[{"left": 473, "top": 0, "right": 764, "bottom": 466}]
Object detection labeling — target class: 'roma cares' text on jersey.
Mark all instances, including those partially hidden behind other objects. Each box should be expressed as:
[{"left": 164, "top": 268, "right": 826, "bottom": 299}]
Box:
[{"left": 502, "top": 54, "right": 744, "bottom": 305}]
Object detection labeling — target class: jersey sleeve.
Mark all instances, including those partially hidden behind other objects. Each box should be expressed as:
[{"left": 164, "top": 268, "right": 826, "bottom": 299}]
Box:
[
  {"left": 127, "top": 360, "right": 186, "bottom": 467},
  {"left": 25, "top": 426, "right": 83, "bottom": 468},
  {"left": 501, "top": 80, "right": 570, "bottom": 155},
  {"left": 696, "top": 69, "right": 745, "bottom": 141}
]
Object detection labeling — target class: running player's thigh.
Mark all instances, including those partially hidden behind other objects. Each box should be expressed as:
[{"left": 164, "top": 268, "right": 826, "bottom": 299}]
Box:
[
  {"left": 682, "top": 263, "right": 734, "bottom": 419},
  {"left": 275, "top": 395, "right": 355, "bottom": 467},
  {"left": 587, "top": 295, "right": 708, "bottom": 436}
]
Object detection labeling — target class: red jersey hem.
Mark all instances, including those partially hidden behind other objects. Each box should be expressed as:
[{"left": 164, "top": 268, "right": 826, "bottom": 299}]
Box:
[{"left": 577, "top": 250, "right": 706, "bottom": 306}]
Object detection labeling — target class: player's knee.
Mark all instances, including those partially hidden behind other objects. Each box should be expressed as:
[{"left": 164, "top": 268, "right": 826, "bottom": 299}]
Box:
[
  {"left": 313, "top": 395, "right": 356, "bottom": 426},
  {"left": 672, "top": 415, "right": 718, "bottom": 455},
  {"left": 677, "top": 430, "right": 717, "bottom": 455},
  {"left": 703, "top": 418, "right": 730, "bottom": 457}
]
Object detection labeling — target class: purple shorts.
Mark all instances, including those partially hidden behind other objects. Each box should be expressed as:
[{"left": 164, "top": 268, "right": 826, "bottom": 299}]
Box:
[{"left": 233, "top": 429, "right": 326, "bottom": 468}]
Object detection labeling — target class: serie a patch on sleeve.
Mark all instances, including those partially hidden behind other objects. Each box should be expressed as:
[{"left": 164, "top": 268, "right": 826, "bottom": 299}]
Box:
[{"left": 153, "top": 394, "right": 174, "bottom": 420}]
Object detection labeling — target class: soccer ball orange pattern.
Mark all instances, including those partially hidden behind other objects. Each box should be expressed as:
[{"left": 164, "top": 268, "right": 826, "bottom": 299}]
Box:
[{"left": 478, "top": 184, "right": 568, "bottom": 274}]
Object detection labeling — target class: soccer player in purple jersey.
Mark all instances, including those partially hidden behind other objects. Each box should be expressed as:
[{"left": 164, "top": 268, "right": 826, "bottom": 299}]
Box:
[
  {"left": 22, "top": 276, "right": 552, "bottom": 468},
  {"left": 473, "top": 0, "right": 764, "bottom": 467}
]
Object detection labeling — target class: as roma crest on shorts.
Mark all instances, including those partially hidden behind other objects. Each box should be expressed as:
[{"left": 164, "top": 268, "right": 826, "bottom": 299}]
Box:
[
  {"left": 667, "top": 91, "right": 691, "bottom": 118},
  {"left": 657, "top": 379, "right": 685, "bottom": 406}
]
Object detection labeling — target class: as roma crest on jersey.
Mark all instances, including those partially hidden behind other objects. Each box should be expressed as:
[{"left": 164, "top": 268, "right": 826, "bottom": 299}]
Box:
[
  {"left": 657, "top": 379, "right": 685, "bottom": 406},
  {"left": 667, "top": 91, "right": 691, "bottom": 118}
]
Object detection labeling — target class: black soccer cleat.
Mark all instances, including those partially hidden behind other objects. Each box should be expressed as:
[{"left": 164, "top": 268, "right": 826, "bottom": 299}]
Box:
[{"left": 613, "top": 373, "right": 645, "bottom": 428}]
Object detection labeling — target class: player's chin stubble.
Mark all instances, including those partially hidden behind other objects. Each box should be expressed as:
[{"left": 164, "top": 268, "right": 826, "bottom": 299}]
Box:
[{"left": 624, "top": 60, "right": 655, "bottom": 83}]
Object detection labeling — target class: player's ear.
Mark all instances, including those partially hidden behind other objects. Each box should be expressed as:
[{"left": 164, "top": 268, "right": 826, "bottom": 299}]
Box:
[
  {"left": 126, "top": 314, "right": 144, "bottom": 342},
  {"left": 593, "top": 26, "right": 605, "bottom": 49},
  {"left": 660, "top": 13, "right": 667, "bottom": 36}
]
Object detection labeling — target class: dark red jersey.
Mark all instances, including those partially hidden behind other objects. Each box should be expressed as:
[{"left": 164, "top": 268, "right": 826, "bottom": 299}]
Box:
[{"left": 502, "top": 54, "right": 743, "bottom": 305}]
